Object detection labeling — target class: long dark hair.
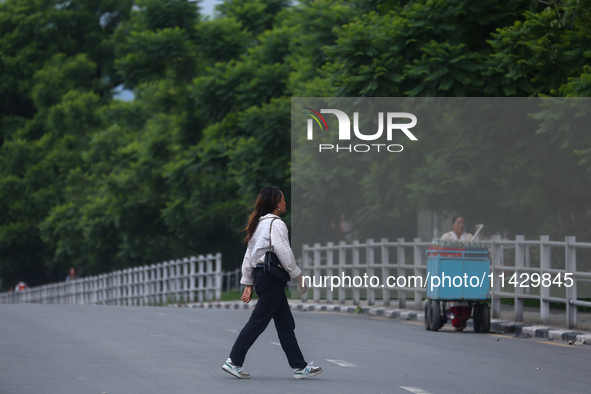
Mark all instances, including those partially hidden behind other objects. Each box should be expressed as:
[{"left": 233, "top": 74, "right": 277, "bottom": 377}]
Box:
[{"left": 243, "top": 185, "right": 282, "bottom": 244}]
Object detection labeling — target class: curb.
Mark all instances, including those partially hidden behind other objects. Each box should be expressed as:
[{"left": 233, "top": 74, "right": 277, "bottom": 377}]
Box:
[
  {"left": 184, "top": 301, "right": 591, "bottom": 346},
  {"left": 489, "top": 321, "right": 591, "bottom": 345}
]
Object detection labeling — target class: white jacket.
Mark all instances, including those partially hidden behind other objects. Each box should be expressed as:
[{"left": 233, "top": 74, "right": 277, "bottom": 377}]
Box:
[{"left": 240, "top": 214, "right": 302, "bottom": 285}]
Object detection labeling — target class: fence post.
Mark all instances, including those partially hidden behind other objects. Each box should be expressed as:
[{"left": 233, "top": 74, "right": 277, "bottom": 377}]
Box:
[
  {"left": 300, "top": 245, "right": 308, "bottom": 302},
  {"left": 174, "top": 259, "right": 181, "bottom": 303},
  {"left": 397, "top": 238, "right": 406, "bottom": 309},
  {"left": 120, "top": 269, "right": 126, "bottom": 306},
  {"left": 161, "top": 263, "right": 167, "bottom": 306},
  {"left": 491, "top": 235, "right": 501, "bottom": 318},
  {"left": 108, "top": 273, "right": 112, "bottom": 305},
  {"left": 105, "top": 274, "right": 110, "bottom": 305},
  {"left": 96, "top": 275, "right": 101, "bottom": 305},
  {"left": 514, "top": 235, "right": 525, "bottom": 321},
  {"left": 114, "top": 271, "right": 120, "bottom": 306},
  {"left": 168, "top": 261, "right": 175, "bottom": 304},
  {"left": 326, "top": 242, "right": 334, "bottom": 304},
  {"left": 106, "top": 273, "right": 111, "bottom": 305},
  {"left": 183, "top": 258, "right": 190, "bottom": 303},
  {"left": 313, "top": 243, "right": 321, "bottom": 303},
  {"left": 525, "top": 245, "right": 531, "bottom": 295},
  {"left": 132, "top": 267, "right": 138, "bottom": 306},
  {"left": 129, "top": 267, "right": 138, "bottom": 306},
  {"left": 352, "top": 240, "right": 360, "bottom": 305},
  {"left": 206, "top": 254, "right": 214, "bottom": 302},
  {"left": 381, "top": 238, "right": 390, "bottom": 307},
  {"left": 235, "top": 269, "right": 240, "bottom": 292},
  {"left": 148, "top": 265, "right": 153, "bottom": 306},
  {"left": 197, "top": 257, "right": 204, "bottom": 303},
  {"left": 139, "top": 267, "right": 145, "bottom": 306},
  {"left": 81, "top": 278, "right": 87, "bottom": 305},
  {"left": 136, "top": 268, "right": 141, "bottom": 306},
  {"left": 153, "top": 263, "right": 161, "bottom": 306},
  {"left": 413, "top": 238, "right": 422, "bottom": 311},
  {"left": 99, "top": 274, "right": 104, "bottom": 305},
  {"left": 189, "top": 258, "right": 196, "bottom": 304},
  {"left": 126, "top": 268, "right": 132, "bottom": 306},
  {"left": 105, "top": 273, "right": 109, "bottom": 305},
  {"left": 215, "top": 253, "right": 222, "bottom": 301},
  {"left": 75, "top": 280, "right": 79, "bottom": 305},
  {"left": 179, "top": 258, "right": 185, "bottom": 303},
  {"left": 138, "top": 266, "right": 144, "bottom": 306},
  {"left": 540, "top": 235, "right": 551, "bottom": 324},
  {"left": 111, "top": 272, "right": 117, "bottom": 305},
  {"left": 565, "top": 236, "right": 577, "bottom": 329},
  {"left": 338, "top": 241, "right": 347, "bottom": 304},
  {"left": 367, "top": 239, "right": 375, "bottom": 306},
  {"left": 128, "top": 269, "right": 134, "bottom": 306},
  {"left": 90, "top": 277, "right": 95, "bottom": 305},
  {"left": 176, "top": 259, "right": 182, "bottom": 303}
]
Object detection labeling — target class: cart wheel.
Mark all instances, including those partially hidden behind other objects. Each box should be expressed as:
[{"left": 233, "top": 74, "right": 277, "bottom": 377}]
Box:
[
  {"left": 473, "top": 303, "right": 482, "bottom": 333},
  {"left": 430, "top": 301, "right": 441, "bottom": 332},
  {"left": 425, "top": 300, "right": 432, "bottom": 331},
  {"left": 480, "top": 303, "right": 490, "bottom": 333}
]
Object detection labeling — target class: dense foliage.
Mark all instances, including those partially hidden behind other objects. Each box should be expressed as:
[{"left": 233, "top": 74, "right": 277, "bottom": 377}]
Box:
[{"left": 1, "top": 0, "right": 590, "bottom": 289}]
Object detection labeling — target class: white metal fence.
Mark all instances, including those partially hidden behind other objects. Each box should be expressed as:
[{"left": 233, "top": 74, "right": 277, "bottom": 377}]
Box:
[
  {"left": 300, "top": 235, "right": 591, "bottom": 329},
  {"left": 0, "top": 254, "right": 222, "bottom": 306},
  {"left": 221, "top": 268, "right": 242, "bottom": 293}
]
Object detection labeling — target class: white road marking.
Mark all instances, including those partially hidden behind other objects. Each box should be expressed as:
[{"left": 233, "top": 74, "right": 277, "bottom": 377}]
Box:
[
  {"left": 400, "top": 387, "right": 433, "bottom": 394},
  {"left": 225, "top": 329, "right": 239, "bottom": 333},
  {"left": 271, "top": 342, "right": 281, "bottom": 346},
  {"left": 326, "top": 359, "right": 358, "bottom": 367}
]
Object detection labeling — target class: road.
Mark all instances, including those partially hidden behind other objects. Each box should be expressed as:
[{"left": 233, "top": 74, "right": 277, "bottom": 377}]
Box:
[{"left": 1, "top": 304, "right": 589, "bottom": 394}]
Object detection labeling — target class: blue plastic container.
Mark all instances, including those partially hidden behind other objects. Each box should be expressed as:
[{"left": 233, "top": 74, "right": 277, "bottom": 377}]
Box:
[{"left": 426, "top": 249, "right": 490, "bottom": 300}]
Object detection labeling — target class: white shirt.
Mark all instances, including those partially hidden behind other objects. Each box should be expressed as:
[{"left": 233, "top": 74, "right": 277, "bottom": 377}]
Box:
[
  {"left": 441, "top": 231, "right": 473, "bottom": 241},
  {"left": 240, "top": 214, "right": 302, "bottom": 285}
]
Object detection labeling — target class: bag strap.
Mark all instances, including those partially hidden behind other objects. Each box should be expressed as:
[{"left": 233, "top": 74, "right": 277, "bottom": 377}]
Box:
[{"left": 268, "top": 218, "right": 278, "bottom": 251}]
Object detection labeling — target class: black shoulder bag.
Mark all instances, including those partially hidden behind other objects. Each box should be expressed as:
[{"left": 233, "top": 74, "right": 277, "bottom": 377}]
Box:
[{"left": 263, "top": 218, "right": 291, "bottom": 283}]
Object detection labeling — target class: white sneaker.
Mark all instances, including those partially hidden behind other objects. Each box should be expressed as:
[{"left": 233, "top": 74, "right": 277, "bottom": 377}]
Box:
[
  {"left": 294, "top": 361, "right": 323, "bottom": 379},
  {"left": 222, "top": 358, "right": 251, "bottom": 379}
]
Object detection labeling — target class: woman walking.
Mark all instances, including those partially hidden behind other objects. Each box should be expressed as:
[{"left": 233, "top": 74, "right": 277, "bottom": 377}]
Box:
[{"left": 222, "top": 185, "right": 322, "bottom": 380}]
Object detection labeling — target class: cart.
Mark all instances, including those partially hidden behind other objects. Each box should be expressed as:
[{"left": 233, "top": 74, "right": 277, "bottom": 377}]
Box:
[{"left": 424, "top": 245, "right": 491, "bottom": 333}]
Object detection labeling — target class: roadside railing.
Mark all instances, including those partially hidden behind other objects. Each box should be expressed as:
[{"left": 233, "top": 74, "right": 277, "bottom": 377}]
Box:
[
  {"left": 0, "top": 254, "right": 222, "bottom": 306},
  {"left": 300, "top": 236, "right": 591, "bottom": 329},
  {"left": 221, "top": 268, "right": 242, "bottom": 293}
]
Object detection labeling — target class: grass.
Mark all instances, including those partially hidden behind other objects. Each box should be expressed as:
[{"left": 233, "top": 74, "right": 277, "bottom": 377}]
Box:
[
  {"left": 213, "top": 291, "right": 591, "bottom": 313},
  {"left": 220, "top": 290, "right": 258, "bottom": 302}
]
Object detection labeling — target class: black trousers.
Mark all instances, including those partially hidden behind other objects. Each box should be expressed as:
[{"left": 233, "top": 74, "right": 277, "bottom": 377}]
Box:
[{"left": 229, "top": 268, "right": 307, "bottom": 369}]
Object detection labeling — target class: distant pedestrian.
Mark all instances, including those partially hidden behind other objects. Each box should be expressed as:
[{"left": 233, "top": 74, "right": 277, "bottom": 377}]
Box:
[
  {"left": 65, "top": 267, "right": 77, "bottom": 282},
  {"left": 14, "top": 281, "right": 27, "bottom": 292},
  {"left": 440, "top": 214, "right": 473, "bottom": 241},
  {"left": 222, "top": 185, "right": 322, "bottom": 380}
]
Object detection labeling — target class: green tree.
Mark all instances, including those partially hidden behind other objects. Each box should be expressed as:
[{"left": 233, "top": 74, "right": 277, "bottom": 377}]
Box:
[{"left": 0, "top": 0, "right": 133, "bottom": 286}]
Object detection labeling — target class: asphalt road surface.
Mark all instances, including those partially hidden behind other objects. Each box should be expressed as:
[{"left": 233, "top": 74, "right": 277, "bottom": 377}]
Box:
[{"left": 1, "top": 304, "right": 589, "bottom": 394}]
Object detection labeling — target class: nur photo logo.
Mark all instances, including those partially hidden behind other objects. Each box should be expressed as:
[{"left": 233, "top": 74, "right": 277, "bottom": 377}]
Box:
[{"left": 303, "top": 107, "right": 418, "bottom": 153}]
